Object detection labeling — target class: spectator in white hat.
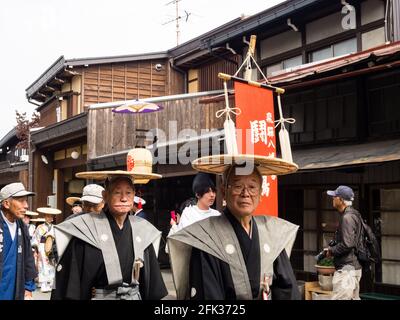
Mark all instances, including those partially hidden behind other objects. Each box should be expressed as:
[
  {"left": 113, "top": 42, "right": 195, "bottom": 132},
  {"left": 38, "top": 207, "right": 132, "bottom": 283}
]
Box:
[
  {"left": 65, "top": 184, "right": 105, "bottom": 221},
  {"left": 0, "top": 182, "right": 37, "bottom": 300}
]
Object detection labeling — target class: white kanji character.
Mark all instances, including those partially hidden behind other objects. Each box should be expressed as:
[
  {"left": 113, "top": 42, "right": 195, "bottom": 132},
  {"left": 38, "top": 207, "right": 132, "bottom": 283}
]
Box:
[
  {"left": 267, "top": 140, "right": 276, "bottom": 149},
  {"left": 261, "top": 176, "right": 270, "bottom": 197},
  {"left": 250, "top": 120, "right": 260, "bottom": 144},
  {"left": 271, "top": 175, "right": 277, "bottom": 181},
  {"left": 258, "top": 120, "right": 267, "bottom": 144},
  {"left": 267, "top": 126, "right": 274, "bottom": 138},
  {"left": 266, "top": 112, "right": 274, "bottom": 124}
]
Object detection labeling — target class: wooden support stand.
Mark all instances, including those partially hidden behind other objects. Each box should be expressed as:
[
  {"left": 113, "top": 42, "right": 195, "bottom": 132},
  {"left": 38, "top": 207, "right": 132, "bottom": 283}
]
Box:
[{"left": 305, "top": 281, "right": 333, "bottom": 300}]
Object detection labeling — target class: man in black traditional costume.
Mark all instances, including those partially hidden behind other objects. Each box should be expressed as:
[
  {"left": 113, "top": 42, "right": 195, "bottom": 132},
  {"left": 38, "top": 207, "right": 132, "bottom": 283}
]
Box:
[
  {"left": 51, "top": 148, "right": 167, "bottom": 300},
  {"left": 168, "top": 154, "right": 301, "bottom": 300}
]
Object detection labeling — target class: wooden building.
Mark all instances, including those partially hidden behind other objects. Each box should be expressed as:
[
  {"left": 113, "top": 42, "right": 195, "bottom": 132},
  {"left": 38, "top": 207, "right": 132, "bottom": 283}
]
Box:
[
  {"left": 82, "top": 0, "right": 400, "bottom": 294},
  {"left": 25, "top": 52, "right": 184, "bottom": 221},
  {"left": 7, "top": 0, "right": 396, "bottom": 295},
  {"left": 0, "top": 128, "right": 29, "bottom": 189}
]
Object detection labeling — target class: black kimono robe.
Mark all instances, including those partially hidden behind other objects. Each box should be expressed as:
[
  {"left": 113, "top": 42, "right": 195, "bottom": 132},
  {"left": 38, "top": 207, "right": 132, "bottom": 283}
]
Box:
[
  {"left": 188, "top": 209, "right": 301, "bottom": 300},
  {"left": 51, "top": 211, "right": 167, "bottom": 300}
]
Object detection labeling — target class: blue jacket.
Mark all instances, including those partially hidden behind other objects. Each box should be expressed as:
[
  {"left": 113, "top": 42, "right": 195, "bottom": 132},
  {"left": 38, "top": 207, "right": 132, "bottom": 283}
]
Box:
[{"left": 0, "top": 211, "right": 37, "bottom": 300}]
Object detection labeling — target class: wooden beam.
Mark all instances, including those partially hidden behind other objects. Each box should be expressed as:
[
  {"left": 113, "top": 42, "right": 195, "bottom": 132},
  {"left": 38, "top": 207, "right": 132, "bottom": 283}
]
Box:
[
  {"left": 36, "top": 91, "right": 48, "bottom": 99},
  {"left": 53, "top": 77, "right": 65, "bottom": 84},
  {"left": 218, "top": 72, "right": 285, "bottom": 94},
  {"left": 44, "top": 85, "right": 56, "bottom": 92},
  {"left": 63, "top": 69, "right": 79, "bottom": 77}
]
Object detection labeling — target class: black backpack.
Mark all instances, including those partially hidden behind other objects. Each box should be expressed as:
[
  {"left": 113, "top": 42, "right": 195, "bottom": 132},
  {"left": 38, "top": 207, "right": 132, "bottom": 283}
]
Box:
[{"left": 355, "top": 215, "right": 381, "bottom": 268}]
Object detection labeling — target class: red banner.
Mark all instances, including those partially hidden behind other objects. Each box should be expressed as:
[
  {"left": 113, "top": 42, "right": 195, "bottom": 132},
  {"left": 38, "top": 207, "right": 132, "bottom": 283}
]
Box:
[{"left": 234, "top": 81, "right": 278, "bottom": 216}]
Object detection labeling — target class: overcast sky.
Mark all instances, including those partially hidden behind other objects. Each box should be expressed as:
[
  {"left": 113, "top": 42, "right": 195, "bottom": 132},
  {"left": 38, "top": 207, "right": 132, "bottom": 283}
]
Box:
[{"left": 0, "top": 0, "right": 284, "bottom": 138}]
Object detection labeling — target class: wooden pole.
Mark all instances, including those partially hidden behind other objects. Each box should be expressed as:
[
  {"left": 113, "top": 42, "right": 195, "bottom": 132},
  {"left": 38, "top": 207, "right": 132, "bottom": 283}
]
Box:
[{"left": 218, "top": 72, "right": 285, "bottom": 94}]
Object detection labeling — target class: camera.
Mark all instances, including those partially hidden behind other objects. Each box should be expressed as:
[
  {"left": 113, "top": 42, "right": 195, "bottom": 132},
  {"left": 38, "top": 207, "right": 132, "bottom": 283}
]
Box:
[
  {"left": 315, "top": 239, "right": 337, "bottom": 262},
  {"left": 315, "top": 250, "right": 327, "bottom": 262}
]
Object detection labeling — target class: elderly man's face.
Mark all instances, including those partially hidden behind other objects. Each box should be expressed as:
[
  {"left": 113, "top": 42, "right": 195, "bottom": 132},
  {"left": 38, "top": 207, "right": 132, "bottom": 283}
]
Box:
[
  {"left": 2, "top": 196, "right": 29, "bottom": 219},
  {"left": 105, "top": 179, "right": 135, "bottom": 216},
  {"left": 224, "top": 170, "right": 262, "bottom": 218}
]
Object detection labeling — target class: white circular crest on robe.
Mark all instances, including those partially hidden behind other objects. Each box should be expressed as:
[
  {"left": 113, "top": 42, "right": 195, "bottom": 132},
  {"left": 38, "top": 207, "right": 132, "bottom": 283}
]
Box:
[
  {"left": 263, "top": 243, "right": 271, "bottom": 253},
  {"left": 57, "top": 264, "right": 63, "bottom": 272},
  {"left": 135, "top": 236, "right": 142, "bottom": 243},
  {"left": 225, "top": 244, "right": 235, "bottom": 255},
  {"left": 191, "top": 287, "right": 197, "bottom": 298},
  {"left": 101, "top": 234, "right": 109, "bottom": 242}
]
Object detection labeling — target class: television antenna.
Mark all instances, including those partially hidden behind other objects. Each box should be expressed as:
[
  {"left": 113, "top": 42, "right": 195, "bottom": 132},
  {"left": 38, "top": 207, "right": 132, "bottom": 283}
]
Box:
[{"left": 163, "top": 0, "right": 191, "bottom": 46}]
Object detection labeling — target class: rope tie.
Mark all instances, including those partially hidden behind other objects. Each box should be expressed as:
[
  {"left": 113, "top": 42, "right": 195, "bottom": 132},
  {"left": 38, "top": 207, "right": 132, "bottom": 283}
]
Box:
[
  {"left": 215, "top": 106, "right": 241, "bottom": 120},
  {"left": 274, "top": 117, "right": 296, "bottom": 129},
  {"left": 216, "top": 79, "right": 242, "bottom": 121}
]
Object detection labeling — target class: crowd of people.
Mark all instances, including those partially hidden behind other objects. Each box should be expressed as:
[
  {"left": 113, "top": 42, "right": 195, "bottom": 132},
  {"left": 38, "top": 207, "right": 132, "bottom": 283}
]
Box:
[{"left": 0, "top": 146, "right": 366, "bottom": 300}]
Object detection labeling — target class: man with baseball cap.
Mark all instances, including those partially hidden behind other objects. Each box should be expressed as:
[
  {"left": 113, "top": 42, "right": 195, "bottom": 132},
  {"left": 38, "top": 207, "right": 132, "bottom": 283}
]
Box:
[
  {"left": 65, "top": 184, "right": 105, "bottom": 221},
  {"left": 0, "top": 183, "right": 37, "bottom": 300},
  {"left": 325, "top": 185, "right": 363, "bottom": 300}
]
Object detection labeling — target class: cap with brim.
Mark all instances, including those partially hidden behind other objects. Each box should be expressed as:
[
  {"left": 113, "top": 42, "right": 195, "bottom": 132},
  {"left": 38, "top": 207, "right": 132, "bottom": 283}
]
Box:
[
  {"left": 25, "top": 210, "right": 39, "bottom": 216},
  {"left": 327, "top": 191, "right": 337, "bottom": 197},
  {"left": 0, "top": 182, "right": 35, "bottom": 202},
  {"left": 81, "top": 195, "right": 103, "bottom": 204},
  {"left": 192, "top": 154, "right": 298, "bottom": 176},
  {"left": 326, "top": 185, "right": 354, "bottom": 201},
  {"left": 30, "top": 218, "right": 46, "bottom": 222},
  {"left": 37, "top": 207, "right": 62, "bottom": 215},
  {"left": 66, "top": 197, "right": 81, "bottom": 206}
]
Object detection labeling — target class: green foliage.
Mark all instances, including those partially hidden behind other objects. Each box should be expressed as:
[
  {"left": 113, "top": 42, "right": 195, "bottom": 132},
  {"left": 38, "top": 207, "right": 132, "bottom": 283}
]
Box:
[{"left": 317, "top": 256, "right": 334, "bottom": 266}]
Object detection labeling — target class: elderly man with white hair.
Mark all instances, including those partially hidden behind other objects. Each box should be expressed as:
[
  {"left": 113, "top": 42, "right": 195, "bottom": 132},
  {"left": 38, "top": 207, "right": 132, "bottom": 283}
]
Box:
[
  {"left": 51, "top": 148, "right": 167, "bottom": 300},
  {"left": 168, "top": 154, "right": 301, "bottom": 300},
  {"left": 0, "top": 183, "right": 37, "bottom": 300}
]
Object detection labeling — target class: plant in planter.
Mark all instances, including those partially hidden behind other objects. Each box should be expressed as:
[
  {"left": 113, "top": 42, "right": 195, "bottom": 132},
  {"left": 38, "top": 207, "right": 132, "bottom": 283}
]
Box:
[
  {"left": 315, "top": 256, "right": 335, "bottom": 275},
  {"left": 315, "top": 257, "right": 335, "bottom": 291}
]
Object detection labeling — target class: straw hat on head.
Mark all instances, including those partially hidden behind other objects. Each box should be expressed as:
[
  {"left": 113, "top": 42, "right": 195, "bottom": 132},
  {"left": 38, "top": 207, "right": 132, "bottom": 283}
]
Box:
[
  {"left": 25, "top": 210, "right": 39, "bottom": 216},
  {"left": 30, "top": 218, "right": 46, "bottom": 223},
  {"left": 76, "top": 148, "right": 162, "bottom": 181},
  {"left": 66, "top": 197, "right": 82, "bottom": 206},
  {"left": 192, "top": 154, "right": 298, "bottom": 176},
  {"left": 134, "top": 179, "right": 150, "bottom": 185},
  {"left": 37, "top": 207, "right": 62, "bottom": 215}
]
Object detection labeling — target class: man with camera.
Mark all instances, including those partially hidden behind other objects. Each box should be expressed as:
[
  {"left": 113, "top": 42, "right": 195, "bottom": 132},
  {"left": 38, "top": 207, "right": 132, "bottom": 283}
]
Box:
[{"left": 325, "top": 185, "right": 363, "bottom": 300}]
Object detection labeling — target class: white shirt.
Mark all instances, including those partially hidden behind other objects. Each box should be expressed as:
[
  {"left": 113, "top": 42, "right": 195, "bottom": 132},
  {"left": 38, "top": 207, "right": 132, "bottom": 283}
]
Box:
[
  {"left": 1, "top": 210, "right": 17, "bottom": 241},
  {"left": 177, "top": 205, "right": 221, "bottom": 231},
  {"left": 166, "top": 205, "right": 220, "bottom": 254}
]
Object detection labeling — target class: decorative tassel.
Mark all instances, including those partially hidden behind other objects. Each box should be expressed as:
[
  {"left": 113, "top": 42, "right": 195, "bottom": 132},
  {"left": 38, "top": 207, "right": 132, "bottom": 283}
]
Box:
[
  {"left": 275, "top": 94, "right": 295, "bottom": 162},
  {"left": 224, "top": 118, "right": 239, "bottom": 155},
  {"left": 216, "top": 80, "right": 241, "bottom": 156}
]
